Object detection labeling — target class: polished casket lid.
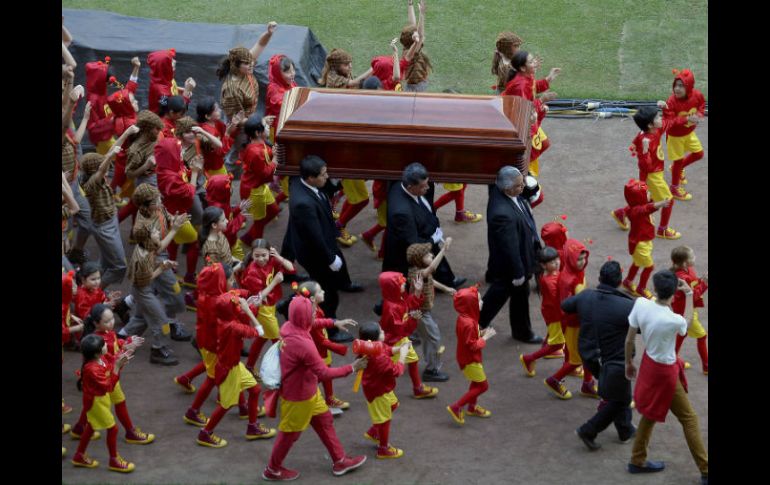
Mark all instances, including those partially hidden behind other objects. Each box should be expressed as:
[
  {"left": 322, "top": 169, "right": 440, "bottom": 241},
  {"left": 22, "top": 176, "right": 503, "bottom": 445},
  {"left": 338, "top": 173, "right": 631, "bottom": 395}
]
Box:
[{"left": 275, "top": 87, "right": 533, "bottom": 182}]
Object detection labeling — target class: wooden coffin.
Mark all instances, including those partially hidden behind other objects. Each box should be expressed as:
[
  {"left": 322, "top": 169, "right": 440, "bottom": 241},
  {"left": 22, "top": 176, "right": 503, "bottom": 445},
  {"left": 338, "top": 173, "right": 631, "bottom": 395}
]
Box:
[{"left": 274, "top": 87, "right": 533, "bottom": 183}]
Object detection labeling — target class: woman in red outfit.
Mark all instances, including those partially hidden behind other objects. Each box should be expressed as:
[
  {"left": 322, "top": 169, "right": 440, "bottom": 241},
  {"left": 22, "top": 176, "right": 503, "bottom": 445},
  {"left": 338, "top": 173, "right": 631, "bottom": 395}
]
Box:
[{"left": 262, "top": 295, "right": 368, "bottom": 481}]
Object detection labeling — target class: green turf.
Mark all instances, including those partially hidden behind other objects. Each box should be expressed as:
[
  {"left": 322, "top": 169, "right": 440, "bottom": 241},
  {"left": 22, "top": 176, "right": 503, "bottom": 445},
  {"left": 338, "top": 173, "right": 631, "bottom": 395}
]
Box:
[{"left": 62, "top": 0, "right": 707, "bottom": 100}]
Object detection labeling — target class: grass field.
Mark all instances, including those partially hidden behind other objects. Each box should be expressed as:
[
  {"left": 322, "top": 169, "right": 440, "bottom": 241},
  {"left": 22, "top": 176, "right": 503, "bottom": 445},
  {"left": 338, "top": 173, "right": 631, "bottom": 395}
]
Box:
[{"left": 62, "top": 0, "right": 707, "bottom": 100}]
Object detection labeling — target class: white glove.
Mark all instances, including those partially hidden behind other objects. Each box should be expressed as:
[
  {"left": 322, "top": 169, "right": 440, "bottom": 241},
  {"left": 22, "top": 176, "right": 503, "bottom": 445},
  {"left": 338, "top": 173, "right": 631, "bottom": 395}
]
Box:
[
  {"left": 255, "top": 323, "right": 265, "bottom": 337},
  {"left": 329, "top": 255, "right": 343, "bottom": 272},
  {"left": 431, "top": 227, "right": 444, "bottom": 244},
  {"left": 512, "top": 276, "right": 526, "bottom": 287}
]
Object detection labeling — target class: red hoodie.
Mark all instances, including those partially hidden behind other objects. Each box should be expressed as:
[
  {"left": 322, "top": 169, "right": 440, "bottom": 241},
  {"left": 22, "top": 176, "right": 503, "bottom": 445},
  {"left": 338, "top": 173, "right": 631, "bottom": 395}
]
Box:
[
  {"left": 379, "top": 272, "right": 424, "bottom": 346},
  {"left": 265, "top": 54, "right": 297, "bottom": 120},
  {"left": 147, "top": 49, "right": 189, "bottom": 114},
  {"left": 155, "top": 137, "right": 195, "bottom": 215},
  {"left": 541, "top": 221, "right": 568, "bottom": 269},
  {"left": 199, "top": 120, "right": 232, "bottom": 172},
  {"left": 239, "top": 141, "right": 275, "bottom": 199},
  {"left": 503, "top": 73, "right": 549, "bottom": 135},
  {"left": 454, "top": 286, "right": 485, "bottom": 368},
  {"left": 664, "top": 69, "right": 706, "bottom": 138},
  {"left": 624, "top": 179, "right": 657, "bottom": 254},
  {"left": 238, "top": 258, "right": 294, "bottom": 307},
  {"left": 370, "top": 55, "right": 410, "bottom": 91},
  {"left": 539, "top": 272, "right": 562, "bottom": 324},
  {"left": 279, "top": 296, "right": 353, "bottom": 402},
  {"left": 106, "top": 83, "right": 138, "bottom": 137},
  {"left": 85, "top": 60, "right": 115, "bottom": 144},
  {"left": 205, "top": 174, "right": 245, "bottom": 247},
  {"left": 671, "top": 266, "right": 707, "bottom": 315},
  {"left": 81, "top": 358, "right": 120, "bottom": 416},
  {"left": 361, "top": 341, "right": 404, "bottom": 403},
  {"left": 558, "top": 239, "right": 588, "bottom": 328},
  {"left": 214, "top": 291, "right": 261, "bottom": 383},
  {"left": 74, "top": 286, "right": 108, "bottom": 319},
  {"left": 197, "top": 263, "right": 228, "bottom": 353}
]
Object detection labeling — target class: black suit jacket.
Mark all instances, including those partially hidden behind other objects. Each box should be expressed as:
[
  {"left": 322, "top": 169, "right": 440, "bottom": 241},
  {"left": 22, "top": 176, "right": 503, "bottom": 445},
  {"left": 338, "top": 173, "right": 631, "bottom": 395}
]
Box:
[
  {"left": 382, "top": 182, "right": 440, "bottom": 275},
  {"left": 282, "top": 177, "right": 341, "bottom": 275},
  {"left": 485, "top": 184, "right": 540, "bottom": 283}
]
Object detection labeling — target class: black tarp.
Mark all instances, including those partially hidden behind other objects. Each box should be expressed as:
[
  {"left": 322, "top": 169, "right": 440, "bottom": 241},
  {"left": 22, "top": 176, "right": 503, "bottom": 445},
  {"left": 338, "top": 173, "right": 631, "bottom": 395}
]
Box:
[{"left": 63, "top": 8, "right": 327, "bottom": 149}]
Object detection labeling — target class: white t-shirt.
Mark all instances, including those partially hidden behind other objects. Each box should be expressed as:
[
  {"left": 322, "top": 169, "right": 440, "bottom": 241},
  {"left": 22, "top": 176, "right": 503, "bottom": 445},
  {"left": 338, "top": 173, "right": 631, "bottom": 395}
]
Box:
[{"left": 628, "top": 298, "right": 688, "bottom": 365}]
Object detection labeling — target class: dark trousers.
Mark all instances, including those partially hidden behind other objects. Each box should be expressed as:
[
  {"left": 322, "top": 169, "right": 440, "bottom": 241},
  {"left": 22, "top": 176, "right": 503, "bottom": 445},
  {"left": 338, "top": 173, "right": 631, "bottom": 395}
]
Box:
[
  {"left": 432, "top": 255, "right": 456, "bottom": 288},
  {"left": 479, "top": 278, "right": 534, "bottom": 341},
  {"left": 578, "top": 400, "right": 634, "bottom": 441}
]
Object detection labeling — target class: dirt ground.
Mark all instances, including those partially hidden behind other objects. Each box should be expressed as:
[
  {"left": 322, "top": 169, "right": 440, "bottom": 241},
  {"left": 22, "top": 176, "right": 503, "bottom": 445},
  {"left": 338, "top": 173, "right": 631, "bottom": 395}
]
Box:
[{"left": 62, "top": 117, "right": 708, "bottom": 485}]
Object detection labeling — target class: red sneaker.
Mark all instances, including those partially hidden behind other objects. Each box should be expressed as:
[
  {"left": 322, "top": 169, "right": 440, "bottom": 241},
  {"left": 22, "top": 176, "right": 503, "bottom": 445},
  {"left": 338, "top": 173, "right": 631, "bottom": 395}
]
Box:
[
  {"left": 174, "top": 375, "right": 196, "bottom": 393},
  {"left": 544, "top": 348, "right": 565, "bottom": 359},
  {"left": 262, "top": 466, "right": 300, "bottom": 481},
  {"left": 544, "top": 377, "right": 573, "bottom": 400},
  {"left": 446, "top": 405, "right": 465, "bottom": 425},
  {"left": 519, "top": 354, "right": 535, "bottom": 377},
  {"left": 454, "top": 210, "right": 483, "bottom": 223},
  {"left": 610, "top": 209, "right": 629, "bottom": 230},
  {"left": 466, "top": 405, "right": 492, "bottom": 418},
  {"left": 376, "top": 445, "right": 404, "bottom": 459},
  {"left": 332, "top": 455, "right": 367, "bottom": 476},
  {"left": 197, "top": 429, "right": 227, "bottom": 448},
  {"left": 125, "top": 427, "right": 155, "bottom": 444},
  {"left": 580, "top": 379, "right": 600, "bottom": 399},
  {"left": 656, "top": 227, "right": 682, "bottom": 240},
  {"left": 239, "top": 403, "right": 250, "bottom": 420},
  {"left": 363, "top": 428, "right": 380, "bottom": 444},
  {"left": 670, "top": 185, "right": 692, "bottom": 201},
  {"left": 70, "top": 424, "right": 101, "bottom": 440},
  {"left": 412, "top": 384, "right": 439, "bottom": 399},
  {"left": 569, "top": 366, "right": 584, "bottom": 378},
  {"left": 246, "top": 422, "right": 276, "bottom": 440},
  {"left": 183, "top": 408, "right": 209, "bottom": 427},
  {"left": 108, "top": 455, "right": 136, "bottom": 473},
  {"left": 72, "top": 453, "right": 99, "bottom": 468},
  {"left": 326, "top": 396, "right": 350, "bottom": 410}
]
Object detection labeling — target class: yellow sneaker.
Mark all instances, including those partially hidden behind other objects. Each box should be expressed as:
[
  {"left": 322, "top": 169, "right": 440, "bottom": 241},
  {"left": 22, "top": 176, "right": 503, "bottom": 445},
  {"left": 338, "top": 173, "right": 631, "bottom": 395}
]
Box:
[
  {"left": 610, "top": 209, "right": 629, "bottom": 230},
  {"left": 336, "top": 227, "right": 358, "bottom": 247},
  {"left": 656, "top": 227, "right": 682, "bottom": 240},
  {"left": 327, "top": 396, "right": 350, "bottom": 410},
  {"left": 519, "top": 354, "right": 536, "bottom": 377},
  {"left": 446, "top": 405, "right": 465, "bottom": 425},
  {"left": 454, "top": 210, "right": 483, "bottom": 223},
  {"left": 466, "top": 405, "right": 492, "bottom": 418},
  {"left": 108, "top": 455, "right": 136, "bottom": 473},
  {"left": 377, "top": 445, "right": 404, "bottom": 459}
]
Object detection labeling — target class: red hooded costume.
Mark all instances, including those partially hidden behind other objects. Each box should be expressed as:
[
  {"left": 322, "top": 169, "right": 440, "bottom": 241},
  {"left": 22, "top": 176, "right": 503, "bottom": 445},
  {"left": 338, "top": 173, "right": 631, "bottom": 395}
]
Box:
[
  {"left": 671, "top": 267, "right": 707, "bottom": 315},
  {"left": 503, "top": 73, "right": 549, "bottom": 135},
  {"left": 205, "top": 174, "right": 246, "bottom": 247},
  {"left": 239, "top": 141, "right": 275, "bottom": 200},
  {"left": 238, "top": 258, "right": 294, "bottom": 307},
  {"left": 378, "top": 272, "right": 424, "bottom": 346},
  {"left": 541, "top": 221, "right": 568, "bottom": 268},
  {"left": 147, "top": 49, "right": 189, "bottom": 114},
  {"left": 454, "top": 286, "right": 486, "bottom": 369},
  {"left": 154, "top": 137, "right": 195, "bottom": 215},
  {"left": 196, "top": 263, "right": 228, "bottom": 353},
  {"left": 624, "top": 179, "right": 657, "bottom": 255},
  {"left": 199, "top": 120, "right": 232, "bottom": 173},
  {"left": 663, "top": 69, "right": 706, "bottom": 138},
  {"left": 558, "top": 239, "right": 588, "bottom": 328},
  {"left": 370, "top": 56, "right": 410, "bottom": 91},
  {"left": 265, "top": 54, "right": 297, "bottom": 120},
  {"left": 361, "top": 340, "right": 404, "bottom": 403},
  {"left": 81, "top": 358, "right": 120, "bottom": 419},
  {"left": 279, "top": 296, "right": 353, "bottom": 402},
  {"left": 214, "top": 290, "right": 261, "bottom": 384},
  {"left": 84, "top": 60, "right": 115, "bottom": 145},
  {"left": 74, "top": 286, "right": 108, "bottom": 320}
]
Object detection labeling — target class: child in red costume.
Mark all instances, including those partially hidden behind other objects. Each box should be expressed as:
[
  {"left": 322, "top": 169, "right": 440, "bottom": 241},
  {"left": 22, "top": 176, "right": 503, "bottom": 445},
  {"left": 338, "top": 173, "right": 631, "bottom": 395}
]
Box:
[
  {"left": 147, "top": 48, "right": 195, "bottom": 114},
  {"left": 370, "top": 37, "right": 409, "bottom": 91},
  {"left": 359, "top": 321, "right": 411, "bottom": 458},
  {"left": 265, "top": 54, "right": 297, "bottom": 201},
  {"left": 543, "top": 239, "right": 598, "bottom": 399},
  {"left": 664, "top": 69, "right": 706, "bottom": 200},
  {"left": 446, "top": 286, "right": 497, "bottom": 425},
  {"left": 239, "top": 240, "right": 294, "bottom": 371},
  {"left": 237, "top": 115, "right": 281, "bottom": 250},
  {"left": 296, "top": 281, "right": 358, "bottom": 414},
  {"left": 541, "top": 220, "right": 568, "bottom": 269},
  {"left": 84, "top": 57, "right": 116, "bottom": 155},
  {"left": 74, "top": 262, "right": 122, "bottom": 321},
  {"left": 502, "top": 50, "right": 560, "bottom": 177},
  {"left": 205, "top": 174, "right": 250, "bottom": 259},
  {"left": 195, "top": 97, "right": 240, "bottom": 177},
  {"left": 520, "top": 247, "right": 566, "bottom": 376},
  {"left": 71, "top": 305, "right": 153, "bottom": 446},
  {"left": 360, "top": 180, "right": 389, "bottom": 259},
  {"left": 62, "top": 270, "right": 84, "bottom": 417},
  {"left": 378, "top": 271, "right": 438, "bottom": 399},
  {"left": 611, "top": 106, "right": 680, "bottom": 240},
  {"left": 195, "top": 289, "right": 275, "bottom": 447},
  {"left": 620, "top": 179, "right": 670, "bottom": 299},
  {"left": 670, "top": 246, "right": 708, "bottom": 375},
  {"left": 154, "top": 135, "right": 202, "bottom": 284},
  {"left": 70, "top": 334, "right": 136, "bottom": 473},
  {"left": 106, "top": 57, "right": 141, "bottom": 202},
  {"left": 262, "top": 295, "right": 367, "bottom": 481}
]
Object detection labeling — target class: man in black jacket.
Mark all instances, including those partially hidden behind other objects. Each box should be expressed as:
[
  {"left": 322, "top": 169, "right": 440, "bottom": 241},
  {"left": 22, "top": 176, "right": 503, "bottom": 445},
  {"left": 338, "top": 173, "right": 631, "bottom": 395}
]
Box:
[
  {"left": 382, "top": 162, "right": 465, "bottom": 288},
  {"left": 561, "top": 260, "right": 636, "bottom": 450},
  {"left": 479, "top": 166, "right": 542, "bottom": 343},
  {"left": 281, "top": 155, "right": 361, "bottom": 342}
]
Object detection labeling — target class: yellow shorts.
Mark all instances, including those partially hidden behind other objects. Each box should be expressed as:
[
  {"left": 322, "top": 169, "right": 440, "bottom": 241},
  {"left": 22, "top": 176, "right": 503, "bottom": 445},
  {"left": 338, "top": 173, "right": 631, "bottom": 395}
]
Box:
[
  {"left": 529, "top": 158, "right": 540, "bottom": 178},
  {"left": 688, "top": 310, "right": 707, "bottom": 339},
  {"left": 564, "top": 326, "right": 582, "bottom": 366},
  {"left": 95, "top": 138, "right": 116, "bottom": 156},
  {"left": 442, "top": 183, "right": 464, "bottom": 191},
  {"left": 461, "top": 362, "right": 487, "bottom": 383},
  {"left": 377, "top": 203, "right": 388, "bottom": 228},
  {"left": 219, "top": 362, "right": 257, "bottom": 409},
  {"left": 546, "top": 321, "right": 566, "bottom": 346},
  {"left": 108, "top": 381, "right": 126, "bottom": 405},
  {"left": 173, "top": 220, "right": 198, "bottom": 244},
  {"left": 279, "top": 176, "right": 289, "bottom": 198},
  {"left": 366, "top": 391, "right": 399, "bottom": 424},
  {"left": 532, "top": 126, "right": 547, "bottom": 151},
  {"left": 340, "top": 179, "right": 369, "bottom": 205},
  {"left": 278, "top": 388, "right": 329, "bottom": 432},
  {"left": 666, "top": 131, "right": 703, "bottom": 161},
  {"left": 632, "top": 240, "right": 654, "bottom": 268},
  {"left": 248, "top": 184, "right": 277, "bottom": 220},
  {"left": 199, "top": 348, "right": 217, "bottom": 378},
  {"left": 205, "top": 166, "right": 228, "bottom": 178},
  {"left": 257, "top": 305, "right": 280, "bottom": 340},
  {"left": 645, "top": 172, "right": 672, "bottom": 202},
  {"left": 86, "top": 394, "right": 115, "bottom": 430},
  {"left": 391, "top": 337, "right": 419, "bottom": 364},
  {"left": 324, "top": 350, "right": 332, "bottom": 366}
]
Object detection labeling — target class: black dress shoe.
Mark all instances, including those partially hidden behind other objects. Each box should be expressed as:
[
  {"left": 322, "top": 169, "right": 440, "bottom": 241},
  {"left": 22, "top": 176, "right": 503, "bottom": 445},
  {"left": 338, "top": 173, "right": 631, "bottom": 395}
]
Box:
[
  {"left": 627, "top": 461, "right": 665, "bottom": 474},
  {"left": 516, "top": 334, "right": 544, "bottom": 344},
  {"left": 422, "top": 369, "right": 449, "bottom": 382},
  {"left": 150, "top": 346, "right": 179, "bottom": 366},
  {"left": 341, "top": 282, "right": 364, "bottom": 293},
  {"left": 451, "top": 277, "right": 467, "bottom": 289},
  {"left": 329, "top": 329, "right": 354, "bottom": 343},
  {"left": 576, "top": 428, "right": 601, "bottom": 451}
]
